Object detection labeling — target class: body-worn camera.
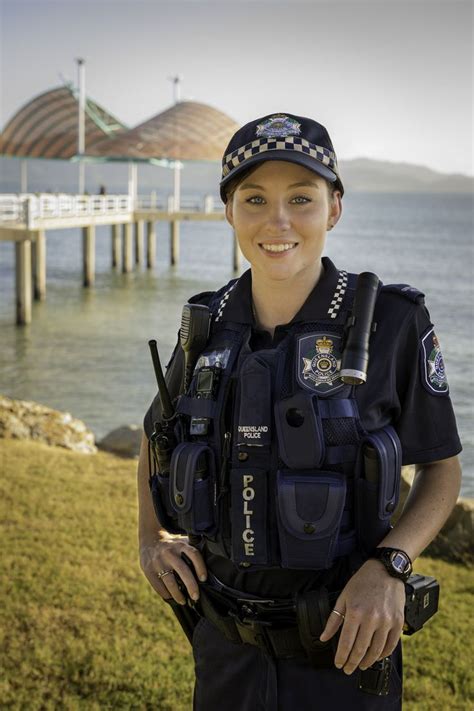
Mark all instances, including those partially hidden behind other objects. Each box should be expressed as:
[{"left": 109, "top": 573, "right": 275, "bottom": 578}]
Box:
[{"left": 403, "top": 573, "right": 439, "bottom": 635}]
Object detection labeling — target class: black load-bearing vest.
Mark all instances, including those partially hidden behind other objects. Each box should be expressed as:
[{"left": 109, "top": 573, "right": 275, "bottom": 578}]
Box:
[{"left": 150, "top": 271, "right": 403, "bottom": 572}]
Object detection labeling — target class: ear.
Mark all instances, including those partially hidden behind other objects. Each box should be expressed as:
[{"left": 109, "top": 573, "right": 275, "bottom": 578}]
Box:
[
  {"left": 328, "top": 191, "right": 343, "bottom": 230},
  {"left": 225, "top": 200, "right": 234, "bottom": 227}
]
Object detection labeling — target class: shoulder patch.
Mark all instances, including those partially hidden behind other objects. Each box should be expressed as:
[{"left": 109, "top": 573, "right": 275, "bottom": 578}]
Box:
[
  {"left": 420, "top": 326, "right": 449, "bottom": 396},
  {"left": 381, "top": 284, "right": 425, "bottom": 304}
]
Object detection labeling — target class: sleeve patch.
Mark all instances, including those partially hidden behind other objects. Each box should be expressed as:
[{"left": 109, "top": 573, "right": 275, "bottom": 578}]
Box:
[{"left": 420, "top": 326, "right": 449, "bottom": 396}]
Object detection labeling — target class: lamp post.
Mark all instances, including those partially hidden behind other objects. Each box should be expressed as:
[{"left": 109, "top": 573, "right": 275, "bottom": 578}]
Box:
[
  {"left": 76, "top": 57, "right": 86, "bottom": 194},
  {"left": 168, "top": 74, "right": 182, "bottom": 211}
]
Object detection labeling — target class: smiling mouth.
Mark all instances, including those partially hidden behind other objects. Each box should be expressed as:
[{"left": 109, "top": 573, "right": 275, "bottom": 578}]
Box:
[{"left": 259, "top": 242, "right": 298, "bottom": 253}]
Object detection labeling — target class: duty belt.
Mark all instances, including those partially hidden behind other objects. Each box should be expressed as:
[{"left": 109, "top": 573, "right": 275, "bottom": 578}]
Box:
[{"left": 193, "top": 572, "right": 341, "bottom": 666}]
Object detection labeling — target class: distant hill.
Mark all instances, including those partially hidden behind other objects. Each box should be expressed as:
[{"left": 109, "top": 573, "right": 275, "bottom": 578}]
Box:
[
  {"left": 340, "top": 158, "right": 473, "bottom": 194},
  {"left": 0, "top": 155, "right": 472, "bottom": 195}
]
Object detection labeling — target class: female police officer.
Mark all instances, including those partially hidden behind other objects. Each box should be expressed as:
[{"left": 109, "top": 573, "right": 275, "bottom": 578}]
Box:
[{"left": 137, "top": 113, "right": 462, "bottom": 710}]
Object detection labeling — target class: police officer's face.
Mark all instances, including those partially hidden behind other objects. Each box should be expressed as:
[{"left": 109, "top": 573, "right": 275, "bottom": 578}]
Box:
[{"left": 225, "top": 161, "right": 341, "bottom": 283}]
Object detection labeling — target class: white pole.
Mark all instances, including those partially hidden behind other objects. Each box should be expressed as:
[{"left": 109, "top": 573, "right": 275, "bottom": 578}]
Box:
[
  {"left": 20, "top": 160, "right": 28, "bottom": 193},
  {"left": 168, "top": 74, "right": 183, "bottom": 212},
  {"left": 128, "top": 163, "right": 137, "bottom": 208},
  {"left": 76, "top": 58, "right": 86, "bottom": 194}
]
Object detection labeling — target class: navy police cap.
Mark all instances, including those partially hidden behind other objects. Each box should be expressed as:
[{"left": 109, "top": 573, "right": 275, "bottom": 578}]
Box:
[{"left": 220, "top": 112, "right": 344, "bottom": 203}]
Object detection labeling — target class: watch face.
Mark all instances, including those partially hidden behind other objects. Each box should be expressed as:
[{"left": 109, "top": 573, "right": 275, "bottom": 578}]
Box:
[{"left": 391, "top": 551, "right": 410, "bottom": 574}]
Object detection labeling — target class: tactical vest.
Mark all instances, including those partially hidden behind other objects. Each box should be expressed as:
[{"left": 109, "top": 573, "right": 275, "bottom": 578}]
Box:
[{"left": 150, "top": 271, "right": 405, "bottom": 572}]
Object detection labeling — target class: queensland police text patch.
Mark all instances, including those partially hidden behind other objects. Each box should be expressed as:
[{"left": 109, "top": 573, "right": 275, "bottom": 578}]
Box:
[{"left": 420, "top": 327, "right": 449, "bottom": 395}]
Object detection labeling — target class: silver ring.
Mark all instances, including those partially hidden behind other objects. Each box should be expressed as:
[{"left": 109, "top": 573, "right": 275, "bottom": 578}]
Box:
[
  {"left": 331, "top": 608, "right": 345, "bottom": 620},
  {"left": 157, "top": 569, "right": 173, "bottom": 580}
]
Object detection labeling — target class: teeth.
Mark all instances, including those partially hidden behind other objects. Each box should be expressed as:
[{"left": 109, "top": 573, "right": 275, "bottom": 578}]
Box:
[{"left": 260, "top": 243, "right": 297, "bottom": 253}]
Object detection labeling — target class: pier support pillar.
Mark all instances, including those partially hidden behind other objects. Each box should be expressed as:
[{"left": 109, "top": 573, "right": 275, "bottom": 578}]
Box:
[
  {"left": 233, "top": 230, "right": 242, "bottom": 272},
  {"left": 135, "top": 220, "right": 144, "bottom": 266},
  {"left": 32, "top": 229, "right": 46, "bottom": 300},
  {"left": 15, "top": 239, "right": 32, "bottom": 325},
  {"left": 122, "top": 222, "right": 133, "bottom": 273},
  {"left": 82, "top": 225, "right": 95, "bottom": 287},
  {"left": 146, "top": 221, "right": 156, "bottom": 269},
  {"left": 112, "top": 224, "right": 121, "bottom": 268},
  {"left": 170, "top": 220, "right": 180, "bottom": 266}
]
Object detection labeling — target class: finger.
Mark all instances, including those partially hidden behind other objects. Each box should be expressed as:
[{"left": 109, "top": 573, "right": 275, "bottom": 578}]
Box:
[
  {"left": 159, "top": 571, "right": 187, "bottom": 605},
  {"left": 358, "top": 628, "right": 389, "bottom": 670},
  {"left": 172, "top": 559, "right": 201, "bottom": 602},
  {"left": 378, "top": 626, "right": 403, "bottom": 661},
  {"left": 181, "top": 547, "right": 208, "bottom": 582},
  {"left": 320, "top": 608, "right": 345, "bottom": 642},
  {"left": 339, "top": 625, "right": 377, "bottom": 675},
  {"left": 334, "top": 617, "right": 361, "bottom": 671}
]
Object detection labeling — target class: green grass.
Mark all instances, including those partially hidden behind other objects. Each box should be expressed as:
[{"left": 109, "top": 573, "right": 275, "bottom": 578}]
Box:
[{"left": 0, "top": 439, "right": 472, "bottom": 710}]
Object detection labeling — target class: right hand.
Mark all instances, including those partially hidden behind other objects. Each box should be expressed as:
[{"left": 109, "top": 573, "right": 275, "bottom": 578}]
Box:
[{"left": 139, "top": 536, "right": 208, "bottom": 606}]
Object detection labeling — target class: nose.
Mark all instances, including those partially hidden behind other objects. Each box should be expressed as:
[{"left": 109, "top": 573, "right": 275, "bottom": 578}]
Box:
[{"left": 264, "top": 200, "right": 291, "bottom": 234}]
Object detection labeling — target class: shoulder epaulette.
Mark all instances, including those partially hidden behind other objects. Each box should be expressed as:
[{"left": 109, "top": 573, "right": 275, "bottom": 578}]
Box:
[
  {"left": 208, "top": 277, "right": 240, "bottom": 321},
  {"left": 380, "top": 283, "right": 425, "bottom": 304}
]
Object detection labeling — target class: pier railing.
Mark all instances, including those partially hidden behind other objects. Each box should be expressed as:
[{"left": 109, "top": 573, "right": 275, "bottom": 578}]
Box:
[
  {"left": 0, "top": 193, "right": 224, "bottom": 226},
  {"left": 0, "top": 194, "right": 133, "bottom": 227}
]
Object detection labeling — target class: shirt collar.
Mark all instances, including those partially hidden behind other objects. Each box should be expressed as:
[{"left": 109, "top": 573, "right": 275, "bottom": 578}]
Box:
[{"left": 221, "top": 256, "right": 342, "bottom": 327}]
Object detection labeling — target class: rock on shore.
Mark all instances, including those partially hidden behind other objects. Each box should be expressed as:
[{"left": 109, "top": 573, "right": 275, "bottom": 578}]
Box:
[{"left": 0, "top": 395, "right": 97, "bottom": 454}]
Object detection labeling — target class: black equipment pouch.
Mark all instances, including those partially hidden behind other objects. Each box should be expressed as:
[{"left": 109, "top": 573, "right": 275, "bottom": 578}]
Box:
[
  {"left": 276, "top": 470, "right": 347, "bottom": 569},
  {"left": 170, "top": 442, "right": 216, "bottom": 534},
  {"left": 355, "top": 425, "right": 402, "bottom": 555},
  {"left": 358, "top": 657, "right": 391, "bottom": 696},
  {"left": 149, "top": 471, "right": 183, "bottom": 534},
  {"left": 295, "top": 586, "right": 338, "bottom": 668},
  {"left": 274, "top": 391, "right": 325, "bottom": 469}
]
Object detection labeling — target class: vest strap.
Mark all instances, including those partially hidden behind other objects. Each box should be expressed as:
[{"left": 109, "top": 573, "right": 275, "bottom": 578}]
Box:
[
  {"left": 325, "top": 445, "right": 358, "bottom": 464},
  {"left": 176, "top": 395, "right": 216, "bottom": 419}
]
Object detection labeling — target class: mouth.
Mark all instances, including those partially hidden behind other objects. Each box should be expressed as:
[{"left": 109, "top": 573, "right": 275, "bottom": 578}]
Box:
[{"left": 258, "top": 242, "right": 298, "bottom": 255}]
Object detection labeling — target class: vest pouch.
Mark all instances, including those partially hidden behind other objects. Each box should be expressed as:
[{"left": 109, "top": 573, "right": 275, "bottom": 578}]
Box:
[
  {"left": 149, "top": 473, "right": 183, "bottom": 535},
  {"left": 169, "top": 442, "right": 216, "bottom": 534},
  {"left": 355, "top": 426, "right": 402, "bottom": 555},
  {"left": 275, "top": 391, "right": 325, "bottom": 469},
  {"left": 276, "top": 470, "right": 347, "bottom": 570}
]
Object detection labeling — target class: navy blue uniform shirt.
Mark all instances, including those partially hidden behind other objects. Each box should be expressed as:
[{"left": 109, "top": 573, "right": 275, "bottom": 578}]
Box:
[{"left": 143, "top": 257, "right": 461, "bottom": 596}]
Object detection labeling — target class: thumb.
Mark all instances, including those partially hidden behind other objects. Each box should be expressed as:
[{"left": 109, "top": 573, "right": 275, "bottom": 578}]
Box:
[{"left": 320, "top": 604, "right": 346, "bottom": 642}]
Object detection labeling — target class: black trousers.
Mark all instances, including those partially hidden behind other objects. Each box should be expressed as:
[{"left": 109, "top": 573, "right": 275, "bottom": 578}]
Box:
[{"left": 192, "top": 617, "right": 403, "bottom": 711}]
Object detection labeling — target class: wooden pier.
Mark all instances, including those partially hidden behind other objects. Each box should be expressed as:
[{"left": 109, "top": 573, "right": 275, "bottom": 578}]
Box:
[{"left": 0, "top": 193, "right": 242, "bottom": 325}]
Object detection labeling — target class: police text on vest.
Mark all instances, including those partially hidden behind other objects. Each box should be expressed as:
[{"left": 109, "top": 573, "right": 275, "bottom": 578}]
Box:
[{"left": 242, "top": 474, "right": 255, "bottom": 556}]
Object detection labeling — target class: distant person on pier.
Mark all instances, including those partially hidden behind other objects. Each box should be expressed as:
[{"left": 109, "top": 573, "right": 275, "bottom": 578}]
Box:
[{"left": 137, "top": 113, "right": 462, "bottom": 709}]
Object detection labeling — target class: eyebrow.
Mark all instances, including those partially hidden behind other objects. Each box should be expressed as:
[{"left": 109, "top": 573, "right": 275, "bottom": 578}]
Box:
[{"left": 239, "top": 180, "right": 320, "bottom": 190}]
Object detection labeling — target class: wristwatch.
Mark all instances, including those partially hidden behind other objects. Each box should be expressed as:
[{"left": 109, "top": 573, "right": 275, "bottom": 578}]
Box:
[{"left": 370, "top": 547, "right": 413, "bottom": 582}]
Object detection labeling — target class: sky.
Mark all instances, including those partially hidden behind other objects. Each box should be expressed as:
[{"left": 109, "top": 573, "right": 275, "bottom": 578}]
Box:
[{"left": 0, "top": 0, "right": 472, "bottom": 176}]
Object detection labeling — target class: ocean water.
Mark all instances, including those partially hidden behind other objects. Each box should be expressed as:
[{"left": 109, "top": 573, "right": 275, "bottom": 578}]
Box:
[{"left": 0, "top": 192, "right": 472, "bottom": 496}]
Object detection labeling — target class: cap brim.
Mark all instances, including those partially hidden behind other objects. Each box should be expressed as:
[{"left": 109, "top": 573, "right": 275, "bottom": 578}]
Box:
[{"left": 219, "top": 150, "right": 343, "bottom": 202}]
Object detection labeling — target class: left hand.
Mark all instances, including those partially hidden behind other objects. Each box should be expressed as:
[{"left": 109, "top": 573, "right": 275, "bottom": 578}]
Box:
[{"left": 319, "top": 559, "right": 406, "bottom": 675}]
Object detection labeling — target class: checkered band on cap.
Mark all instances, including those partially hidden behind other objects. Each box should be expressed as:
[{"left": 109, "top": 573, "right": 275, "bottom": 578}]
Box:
[
  {"left": 222, "top": 136, "right": 339, "bottom": 179},
  {"left": 327, "top": 270, "right": 348, "bottom": 319}
]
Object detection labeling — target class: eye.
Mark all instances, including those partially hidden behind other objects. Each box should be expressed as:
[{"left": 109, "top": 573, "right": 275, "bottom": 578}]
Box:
[
  {"left": 291, "top": 195, "right": 311, "bottom": 204},
  {"left": 246, "top": 195, "right": 265, "bottom": 205}
]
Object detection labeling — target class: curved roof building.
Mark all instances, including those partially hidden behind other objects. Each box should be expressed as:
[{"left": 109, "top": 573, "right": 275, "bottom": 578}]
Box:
[
  {"left": 87, "top": 100, "right": 240, "bottom": 161},
  {"left": 0, "top": 85, "right": 126, "bottom": 159}
]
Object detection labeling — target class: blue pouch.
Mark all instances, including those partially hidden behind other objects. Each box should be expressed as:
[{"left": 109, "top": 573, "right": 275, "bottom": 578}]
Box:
[
  {"left": 276, "top": 470, "right": 347, "bottom": 570},
  {"left": 169, "top": 442, "right": 216, "bottom": 534},
  {"left": 355, "top": 426, "right": 402, "bottom": 555},
  {"left": 274, "top": 391, "right": 325, "bottom": 469}
]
